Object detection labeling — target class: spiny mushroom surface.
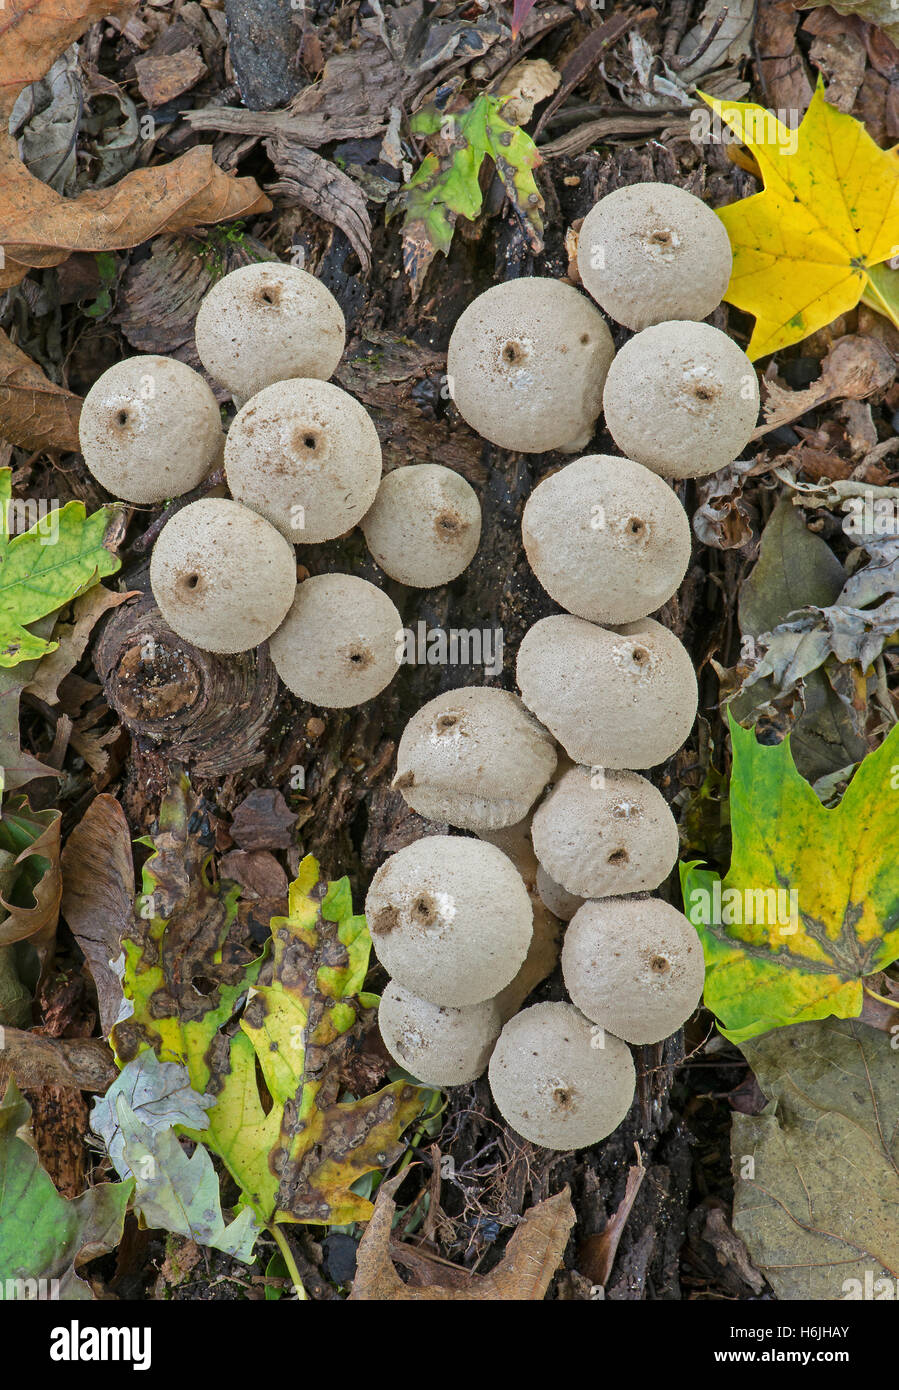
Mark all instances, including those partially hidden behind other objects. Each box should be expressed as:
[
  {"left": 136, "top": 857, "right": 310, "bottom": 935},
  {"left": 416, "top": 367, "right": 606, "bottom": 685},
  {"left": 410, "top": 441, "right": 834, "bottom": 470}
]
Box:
[
  {"left": 577, "top": 183, "right": 733, "bottom": 330},
  {"left": 602, "top": 320, "right": 759, "bottom": 479},
  {"left": 488, "top": 1001, "right": 635, "bottom": 1150},
  {"left": 532, "top": 766, "right": 679, "bottom": 898},
  {"left": 79, "top": 355, "right": 223, "bottom": 504},
  {"left": 225, "top": 378, "right": 382, "bottom": 543},
  {"left": 361, "top": 464, "right": 482, "bottom": 587},
  {"left": 194, "top": 262, "right": 345, "bottom": 400},
  {"left": 378, "top": 981, "right": 501, "bottom": 1086},
  {"left": 516, "top": 614, "right": 698, "bottom": 768},
  {"left": 522, "top": 454, "right": 691, "bottom": 623},
  {"left": 447, "top": 277, "right": 615, "bottom": 453},
  {"left": 269, "top": 573, "right": 400, "bottom": 708},
  {"left": 365, "top": 835, "right": 533, "bottom": 1006},
  {"left": 149, "top": 498, "right": 297, "bottom": 654},
  {"left": 393, "top": 686, "right": 557, "bottom": 830},
  {"left": 535, "top": 865, "right": 584, "bottom": 922},
  {"left": 561, "top": 896, "right": 705, "bottom": 1045}
]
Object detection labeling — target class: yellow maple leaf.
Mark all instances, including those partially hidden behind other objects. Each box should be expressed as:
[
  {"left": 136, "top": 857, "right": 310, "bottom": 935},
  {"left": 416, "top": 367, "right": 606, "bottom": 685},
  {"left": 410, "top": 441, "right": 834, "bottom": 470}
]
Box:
[{"left": 703, "top": 81, "right": 899, "bottom": 360}]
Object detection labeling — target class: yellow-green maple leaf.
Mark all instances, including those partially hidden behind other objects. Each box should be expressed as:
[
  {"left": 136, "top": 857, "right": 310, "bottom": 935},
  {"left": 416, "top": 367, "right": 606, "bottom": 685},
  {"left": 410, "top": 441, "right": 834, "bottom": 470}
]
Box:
[{"left": 704, "top": 82, "right": 899, "bottom": 359}]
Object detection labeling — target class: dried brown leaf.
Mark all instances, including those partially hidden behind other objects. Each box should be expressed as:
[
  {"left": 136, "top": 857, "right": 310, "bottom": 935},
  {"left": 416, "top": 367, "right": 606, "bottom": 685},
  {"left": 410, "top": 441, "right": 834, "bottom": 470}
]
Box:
[
  {"left": 0, "top": 136, "right": 271, "bottom": 291},
  {"left": 59, "top": 794, "right": 132, "bottom": 1036},
  {"left": 351, "top": 1177, "right": 575, "bottom": 1300},
  {"left": 576, "top": 1155, "right": 645, "bottom": 1286},
  {"left": 24, "top": 586, "right": 136, "bottom": 706},
  {"left": 0, "top": 327, "right": 81, "bottom": 452},
  {"left": 230, "top": 788, "right": 296, "bottom": 851},
  {"left": 0, "top": 801, "right": 61, "bottom": 972},
  {"left": 754, "top": 334, "right": 896, "bottom": 438},
  {"left": 0, "top": 1027, "right": 116, "bottom": 1091},
  {"left": 0, "top": 0, "right": 128, "bottom": 119}
]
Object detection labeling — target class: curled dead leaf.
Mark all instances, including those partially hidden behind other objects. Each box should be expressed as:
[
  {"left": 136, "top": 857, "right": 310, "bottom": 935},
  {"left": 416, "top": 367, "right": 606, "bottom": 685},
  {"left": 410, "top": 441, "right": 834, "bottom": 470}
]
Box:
[
  {"left": 350, "top": 1175, "right": 575, "bottom": 1300},
  {"left": 755, "top": 335, "right": 896, "bottom": 439},
  {"left": 496, "top": 59, "right": 561, "bottom": 126},
  {"left": 0, "top": 136, "right": 271, "bottom": 292},
  {"left": 24, "top": 586, "right": 137, "bottom": 706},
  {"left": 0, "top": 799, "right": 62, "bottom": 975},
  {"left": 0, "top": 1027, "right": 116, "bottom": 1092}
]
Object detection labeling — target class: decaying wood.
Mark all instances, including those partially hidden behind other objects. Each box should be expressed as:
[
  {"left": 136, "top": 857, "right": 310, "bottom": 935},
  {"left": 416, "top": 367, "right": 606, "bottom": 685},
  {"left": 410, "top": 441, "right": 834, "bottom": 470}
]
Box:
[{"left": 94, "top": 596, "right": 280, "bottom": 779}]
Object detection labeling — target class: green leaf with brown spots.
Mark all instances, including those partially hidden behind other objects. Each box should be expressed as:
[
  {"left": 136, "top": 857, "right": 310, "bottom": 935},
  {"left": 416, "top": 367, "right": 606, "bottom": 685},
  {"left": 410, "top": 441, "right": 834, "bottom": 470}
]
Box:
[
  {"left": 392, "top": 92, "right": 544, "bottom": 299},
  {"left": 110, "top": 774, "right": 259, "bottom": 1088},
  {"left": 0, "top": 1078, "right": 133, "bottom": 1299},
  {"left": 680, "top": 711, "right": 899, "bottom": 1044},
  {"left": 112, "top": 776, "right": 425, "bottom": 1230},
  {"left": 204, "top": 856, "right": 425, "bottom": 1227}
]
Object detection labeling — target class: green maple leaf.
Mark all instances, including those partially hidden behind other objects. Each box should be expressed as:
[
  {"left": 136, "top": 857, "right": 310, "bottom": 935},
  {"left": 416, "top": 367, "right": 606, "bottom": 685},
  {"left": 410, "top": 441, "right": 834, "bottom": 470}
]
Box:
[
  {"left": 394, "top": 93, "right": 544, "bottom": 299},
  {"left": 0, "top": 467, "right": 122, "bottom": 667},
  {"left": 0, "top": 1079, "right": 132, "bottom": 1299},
  {"left": 112, "top": 776, "right": 425, "bottom": 1234},
  {"left": 681, "top": 712, "right": 899, "bottom": 1043}
]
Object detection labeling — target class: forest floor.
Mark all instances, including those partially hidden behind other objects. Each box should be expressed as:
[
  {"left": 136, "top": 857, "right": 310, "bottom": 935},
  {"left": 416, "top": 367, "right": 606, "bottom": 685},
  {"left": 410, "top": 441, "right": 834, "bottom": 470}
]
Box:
[{"left": 1, "top": 0, "right": 898, "bottom": 1303}]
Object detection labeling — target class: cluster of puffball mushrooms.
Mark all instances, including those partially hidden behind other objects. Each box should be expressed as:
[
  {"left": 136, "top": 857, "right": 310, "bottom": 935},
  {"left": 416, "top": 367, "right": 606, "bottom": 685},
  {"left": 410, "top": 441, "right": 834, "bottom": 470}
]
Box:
[{"left": 77, "top": 181, "right": 755, "bottom": 1152}]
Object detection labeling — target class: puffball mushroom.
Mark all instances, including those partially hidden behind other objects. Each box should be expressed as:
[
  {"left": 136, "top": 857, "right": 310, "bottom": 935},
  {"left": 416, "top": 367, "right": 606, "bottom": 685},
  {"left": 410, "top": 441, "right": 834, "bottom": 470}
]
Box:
[
  {"left": 393, "top": 686, "right": 557, "bottom": 830},
  {"left": 365, "top": 835, "right": 533, "bottom": 1006},
  {"left": 149, "top": 498, "right": 296, "bottom": 654},
  {"left": 361, "top": 464, "right": 482, "bottom": 587},
  {"left": 447, "top": 277, "right": 615, "bottom": 453},
  {"left": 516, "top": 614, "right": 697, "bottom": 768},
  {"left": 577, "top": 182, "right": 733, "bottom": 330},
  {"left": 269, "top": 573, "right": 401, "bottom": 708},
  {"left": 562, "top": 896, "right": 705, "bottom": 1045},
  {"left": 79, "top": 355, "right": 223, "bottom": 503},
  {"left": 535, "top": 865, "right": 584, "bottom": 922},
  {"left": 194, "top": 262, "right": 345, "bottom": 400},
  {"left": 602, "top": 320, "right": 759, "bottom": 479},
  {"left": 225, "top": 378, "right": 382, "bottom": 543},
  {"left": 488, "top": 1001, "right": 635, "bottom": 1150},
  {"left": 378, "top": 981, "right": 501, "bottom": 1086},
  {"left": 521, "top": 454, "right": 691, "bottom": 624},
  {"left": 532, "top": 766, "right": 679, "bottom": 899}
]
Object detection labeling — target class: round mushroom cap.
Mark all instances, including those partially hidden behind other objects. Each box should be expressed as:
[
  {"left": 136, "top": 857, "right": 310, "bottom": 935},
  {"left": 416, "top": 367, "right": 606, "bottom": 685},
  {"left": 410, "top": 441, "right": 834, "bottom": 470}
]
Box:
[
  {"left": 562, "top": 897, "right": 705, "bottom": 1045},
  {"left": 365, "top": 836, "right": 533, "bottom": 1006},
  {"left": 535, "top": 865, "right": 584, "bottom": 921},
  {"left": 447, "top": 278, "right": 615, "bottom": 453},
  {"left": 79, "top": 355, "right": 223, "bottom": 504},
  {"left": 195, "top": 263, "right": 345, "bottom": 400},
  {"left": 149, "top": 498, "right": 296, "bottom": 653},
  {"left": 361, "top": 464, "right": 481, "bottom": 587},
  {"left": 602, "top": 320, "right": 759, "bottom": 479},
  {"left": 577, "top": 183, "right": 733, "bottom": 331},
  {"left": 488, "top": 1001, "right": 635, "bottom": 1149},
  {"left": 522, "top": 454, "right": 691, "bottom": 623},
  {"left": 225, "top": 378, "right": 382, "bottom": 542},
  {"left": 378, "top": 981, "right": 501, "bottom": 1086},
  {"left": 532, "top": 766, "right": 679, "bottom": 898},
  {"left": 269, "top": 573, "right": 400, "bottom": 708},
  {"left": 393, "top": 686, "right": 558, "bottom": 830},
  {"left": 516, "top": 614, "right": 697, "bottom": 768}
]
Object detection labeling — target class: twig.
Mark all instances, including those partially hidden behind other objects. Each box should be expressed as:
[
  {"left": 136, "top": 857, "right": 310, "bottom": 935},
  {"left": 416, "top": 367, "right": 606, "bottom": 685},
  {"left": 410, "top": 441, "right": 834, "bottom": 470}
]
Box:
[{"left": 669, "top": 5, "right": 730, "bottom": 72}]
